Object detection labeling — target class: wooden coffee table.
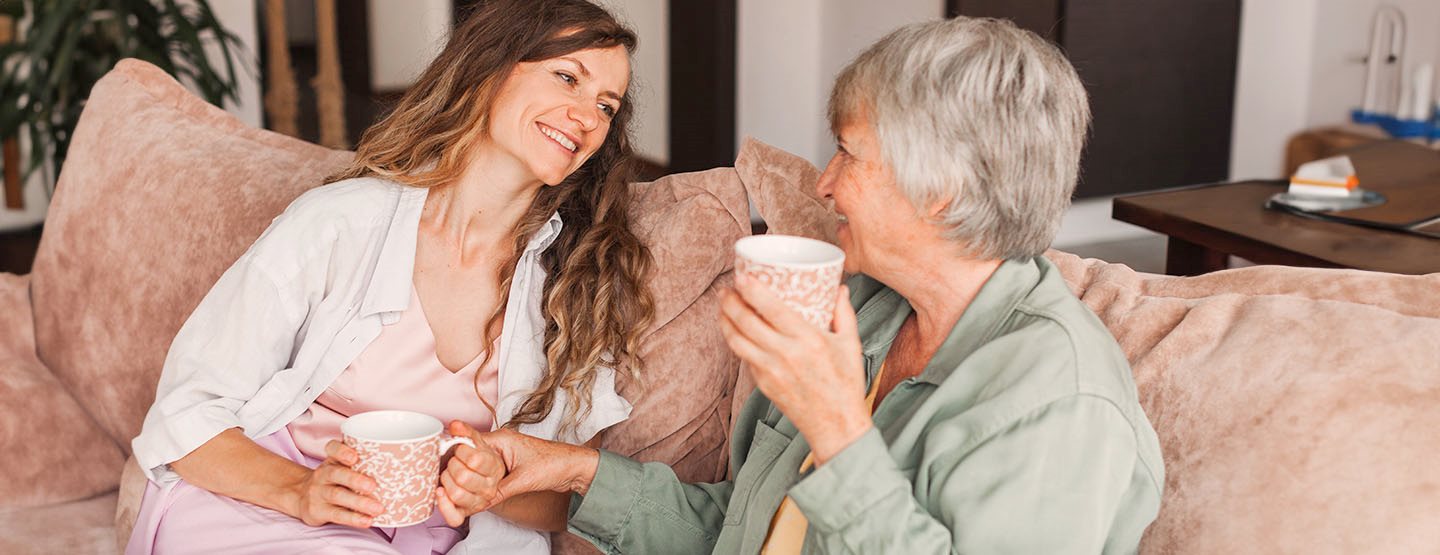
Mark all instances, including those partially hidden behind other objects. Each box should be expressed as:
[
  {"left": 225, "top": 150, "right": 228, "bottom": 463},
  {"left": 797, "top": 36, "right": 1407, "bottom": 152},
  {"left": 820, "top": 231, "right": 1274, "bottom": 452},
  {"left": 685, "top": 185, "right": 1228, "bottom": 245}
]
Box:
[{"left": 1112, "top": 180, "right": 1440, "bottom": 276}]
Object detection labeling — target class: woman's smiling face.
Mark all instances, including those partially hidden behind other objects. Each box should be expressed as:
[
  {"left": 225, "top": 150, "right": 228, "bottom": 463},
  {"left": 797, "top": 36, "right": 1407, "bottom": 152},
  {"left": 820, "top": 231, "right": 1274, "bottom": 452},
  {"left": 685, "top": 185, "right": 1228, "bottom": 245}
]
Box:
[
  {"left": 815, "top": 110, "right": 931, "bottom": 276},
  {"left": 485, "top": 46, "right": 630, "bottom": 185}
]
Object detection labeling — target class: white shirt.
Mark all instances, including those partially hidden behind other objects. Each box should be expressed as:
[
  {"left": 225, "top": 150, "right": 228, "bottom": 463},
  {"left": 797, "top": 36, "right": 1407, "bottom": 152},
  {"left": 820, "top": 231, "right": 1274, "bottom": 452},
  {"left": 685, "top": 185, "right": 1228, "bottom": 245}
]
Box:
[{"left": 131, "top": 177, "right": 631, "bottom": 553}]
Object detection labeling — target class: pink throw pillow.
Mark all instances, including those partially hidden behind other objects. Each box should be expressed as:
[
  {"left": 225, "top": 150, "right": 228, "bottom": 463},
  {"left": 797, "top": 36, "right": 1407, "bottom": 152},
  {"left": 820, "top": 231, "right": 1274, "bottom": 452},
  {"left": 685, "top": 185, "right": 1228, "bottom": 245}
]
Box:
[
  {"left": 1048, "top": 251, "right": 1440, "bottom": 553},
  {"left": 0, "top": 273, "right": 127, "bottom": 508},
  {"left": 29, "top": 59, "right": 354, "bottom": 450}
]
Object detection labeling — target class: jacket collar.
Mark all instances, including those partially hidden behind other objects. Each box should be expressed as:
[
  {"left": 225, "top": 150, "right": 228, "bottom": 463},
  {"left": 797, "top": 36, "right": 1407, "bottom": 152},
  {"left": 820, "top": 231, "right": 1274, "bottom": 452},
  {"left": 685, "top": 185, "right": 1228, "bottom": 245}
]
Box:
[{"left": 361, "top": 184, "right": 564, "bottom": 317}]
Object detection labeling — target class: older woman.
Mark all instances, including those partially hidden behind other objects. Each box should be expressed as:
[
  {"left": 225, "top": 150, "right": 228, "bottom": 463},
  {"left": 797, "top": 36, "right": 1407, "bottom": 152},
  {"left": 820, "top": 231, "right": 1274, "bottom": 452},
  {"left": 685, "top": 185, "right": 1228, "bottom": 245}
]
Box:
[{"left": 471, "top": 16, "right": 1164, "bottom": 553}]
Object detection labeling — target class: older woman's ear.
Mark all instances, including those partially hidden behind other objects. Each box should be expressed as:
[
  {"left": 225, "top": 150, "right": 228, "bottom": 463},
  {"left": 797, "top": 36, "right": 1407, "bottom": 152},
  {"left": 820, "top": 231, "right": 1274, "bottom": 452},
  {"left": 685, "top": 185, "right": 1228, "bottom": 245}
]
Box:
[{"left": 925, "top": 195, "right": 954, "bottom": 218}]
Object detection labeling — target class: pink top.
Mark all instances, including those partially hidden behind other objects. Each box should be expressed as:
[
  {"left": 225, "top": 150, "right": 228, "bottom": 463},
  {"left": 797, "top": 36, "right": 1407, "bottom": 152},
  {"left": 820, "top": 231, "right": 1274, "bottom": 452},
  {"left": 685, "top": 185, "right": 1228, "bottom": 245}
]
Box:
[{"left": 287, "top": 287, "right": 501, "bottom": 460}]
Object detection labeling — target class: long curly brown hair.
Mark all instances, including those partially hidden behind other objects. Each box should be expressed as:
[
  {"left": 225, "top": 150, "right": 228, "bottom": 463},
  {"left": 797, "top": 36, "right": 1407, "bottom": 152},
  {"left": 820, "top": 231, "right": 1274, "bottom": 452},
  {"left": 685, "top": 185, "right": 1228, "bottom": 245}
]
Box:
[{"left": 329, "top": 0, "right": 654, "bottom": 439}]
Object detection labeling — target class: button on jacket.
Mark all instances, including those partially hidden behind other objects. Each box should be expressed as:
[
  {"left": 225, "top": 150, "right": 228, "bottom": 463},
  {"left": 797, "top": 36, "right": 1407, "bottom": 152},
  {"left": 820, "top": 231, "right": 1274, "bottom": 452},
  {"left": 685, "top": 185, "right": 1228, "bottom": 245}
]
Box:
[{"left": 569, "top": 257, "right": 1164, "bottom": 554}]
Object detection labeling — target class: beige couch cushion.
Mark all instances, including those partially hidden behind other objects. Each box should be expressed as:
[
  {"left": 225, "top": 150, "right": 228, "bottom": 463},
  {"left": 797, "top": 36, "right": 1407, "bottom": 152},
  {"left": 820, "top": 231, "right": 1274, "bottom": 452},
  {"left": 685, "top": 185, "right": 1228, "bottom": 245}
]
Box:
[
  {"left": 1047, "top": 251, "right": 1440, "bottom": 553},
  {"left": 0, "top": 273, "right": 126, "bottom": 508},
  {"left": 609, "top": 168, "right": 750, "bottom": 480},
  {"left": 29, "top": 59, "right": 355, "bottom": 451},
  {"left": 0, "top": 491, "right": 118, "bottom": 555}
]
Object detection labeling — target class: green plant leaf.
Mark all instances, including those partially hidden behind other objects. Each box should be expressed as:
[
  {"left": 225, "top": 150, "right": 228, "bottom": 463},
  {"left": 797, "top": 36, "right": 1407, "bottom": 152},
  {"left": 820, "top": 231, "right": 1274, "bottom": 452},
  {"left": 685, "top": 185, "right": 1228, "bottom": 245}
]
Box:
[
  {"left": 25, "top": 120, "right": 46, "bottom": 183},
  {"left": 0, "top": 0, "right": 245, "bottom": 185},
  {"left": 0, "top": 0, "right": 24, "bottom": 18},
  {"left": 25, "top": 0, "right": 81, "bottom": 60},
  {"left": 47, "top": 12, "right": 87, "bottom": 89}
]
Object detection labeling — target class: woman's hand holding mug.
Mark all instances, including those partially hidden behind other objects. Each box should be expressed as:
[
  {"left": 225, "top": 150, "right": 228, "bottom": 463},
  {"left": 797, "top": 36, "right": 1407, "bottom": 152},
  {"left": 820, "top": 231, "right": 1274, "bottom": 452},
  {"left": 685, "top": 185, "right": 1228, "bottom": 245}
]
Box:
[
  {"left": 722, "top": 235, "right": 871, "bottom": 466},
  {"left": 340, "top": 410, "right": 485, "bottom": 527},
  {"left": 291, "top": 439, "right": 385, "bottom": 528}
]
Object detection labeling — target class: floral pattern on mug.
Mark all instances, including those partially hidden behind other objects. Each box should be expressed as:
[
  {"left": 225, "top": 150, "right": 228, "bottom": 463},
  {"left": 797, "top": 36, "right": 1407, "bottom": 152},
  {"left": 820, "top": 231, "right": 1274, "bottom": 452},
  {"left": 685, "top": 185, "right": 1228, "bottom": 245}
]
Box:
[
  {"left": 735, "top": 255, "right": 843, "bottom": 328},
  {"left": 344, "top": 435, "right": 442, "bottom": 527}
]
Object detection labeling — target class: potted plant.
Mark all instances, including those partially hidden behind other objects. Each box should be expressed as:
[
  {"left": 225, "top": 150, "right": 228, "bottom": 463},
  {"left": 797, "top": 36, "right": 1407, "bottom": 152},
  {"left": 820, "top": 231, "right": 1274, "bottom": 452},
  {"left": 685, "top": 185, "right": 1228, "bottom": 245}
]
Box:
[{"left": 0, "top": 0, "right": 245, "bottom": 192}]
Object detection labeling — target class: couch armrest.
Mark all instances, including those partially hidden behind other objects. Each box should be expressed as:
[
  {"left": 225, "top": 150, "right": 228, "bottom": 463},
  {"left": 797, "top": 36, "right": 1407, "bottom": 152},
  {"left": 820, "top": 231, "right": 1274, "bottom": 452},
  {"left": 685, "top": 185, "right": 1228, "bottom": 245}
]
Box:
[
  {"left": 0, "top": 272, "right": 128, "bottom": 509},
  {"left": 115, "top": 456, "right": 145, "bottom": 550}
]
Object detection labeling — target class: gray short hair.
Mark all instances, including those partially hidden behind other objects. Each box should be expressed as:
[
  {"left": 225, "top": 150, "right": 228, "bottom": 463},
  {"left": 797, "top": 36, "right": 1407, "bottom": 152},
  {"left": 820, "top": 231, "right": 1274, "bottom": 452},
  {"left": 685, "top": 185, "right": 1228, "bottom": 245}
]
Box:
[{"left": 828, "top": 17, "right": 1090, "bottom": 260}]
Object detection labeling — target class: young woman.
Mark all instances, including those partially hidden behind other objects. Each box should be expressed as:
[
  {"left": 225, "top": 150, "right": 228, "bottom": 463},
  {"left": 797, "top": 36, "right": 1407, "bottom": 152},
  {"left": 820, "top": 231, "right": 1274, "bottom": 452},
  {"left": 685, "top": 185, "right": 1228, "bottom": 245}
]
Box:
[{"left": 124, "top": 1, "right": 653, "bottom": 553}]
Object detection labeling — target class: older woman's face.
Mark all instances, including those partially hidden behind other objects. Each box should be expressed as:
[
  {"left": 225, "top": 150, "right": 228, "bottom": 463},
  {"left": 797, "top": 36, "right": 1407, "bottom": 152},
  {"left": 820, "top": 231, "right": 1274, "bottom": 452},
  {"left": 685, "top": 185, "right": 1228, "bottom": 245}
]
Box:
[{"left": 815, "top": 112, "right": 929, "bottom": 276}]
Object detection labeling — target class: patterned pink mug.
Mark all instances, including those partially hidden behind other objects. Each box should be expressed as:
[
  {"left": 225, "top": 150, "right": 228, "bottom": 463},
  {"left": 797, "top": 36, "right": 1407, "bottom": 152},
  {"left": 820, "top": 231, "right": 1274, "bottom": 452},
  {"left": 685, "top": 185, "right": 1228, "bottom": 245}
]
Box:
[
  {"left": 341, "top": 410, "right": 476, "bottom": 527},
  {"left": 734, "top": 235, "right": 845, "bottom": 328}
]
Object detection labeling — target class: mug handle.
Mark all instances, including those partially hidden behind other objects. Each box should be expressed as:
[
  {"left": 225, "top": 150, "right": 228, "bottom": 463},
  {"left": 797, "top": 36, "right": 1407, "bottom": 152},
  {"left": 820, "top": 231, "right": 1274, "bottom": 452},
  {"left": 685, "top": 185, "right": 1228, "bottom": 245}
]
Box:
[{"left": 439, "top": 435, "right": 476, "bottom": 453}]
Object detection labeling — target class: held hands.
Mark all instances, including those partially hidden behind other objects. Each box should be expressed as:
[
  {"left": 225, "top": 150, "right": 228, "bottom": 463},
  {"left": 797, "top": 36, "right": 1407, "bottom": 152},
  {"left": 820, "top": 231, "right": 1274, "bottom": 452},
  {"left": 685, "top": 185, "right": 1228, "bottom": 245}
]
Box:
[
  {"left": 293, "top": 440, "right": 384, "bottom": 528},
  {"left": 477, "top": 427, "right": 601, "bottom": 501},
  {"left": 435, "top": 422, "right": 600, "bottom": 527},
  {"left": 436, "top": 421, "right": 510, "bottom": 526},
  {"left": 719, "top": 274, "right": 873, "bottom": 465},
  {"left": 293, "top": 424, "right": 548, "bottom": 529}
]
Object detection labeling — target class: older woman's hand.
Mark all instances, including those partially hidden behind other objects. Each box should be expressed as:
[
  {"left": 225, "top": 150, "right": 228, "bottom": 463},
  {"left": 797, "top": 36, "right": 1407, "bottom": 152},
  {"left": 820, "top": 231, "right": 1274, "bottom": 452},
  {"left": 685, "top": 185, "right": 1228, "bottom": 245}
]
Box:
[
  {"left": 719, "top": 274, "right": 872, "bottom": 465},
  {"left": 436, "top": 421, "right": 509, "bottom": 526},
  {"left": 477, "top": 428, "right": 602, "bottom": 503}
]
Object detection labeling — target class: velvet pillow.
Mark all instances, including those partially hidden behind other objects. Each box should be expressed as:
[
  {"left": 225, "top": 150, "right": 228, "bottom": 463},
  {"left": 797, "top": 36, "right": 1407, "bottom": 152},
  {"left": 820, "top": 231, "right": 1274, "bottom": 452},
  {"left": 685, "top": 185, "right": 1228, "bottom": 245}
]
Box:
[
  {"left": 0, "top": 273, "right": 126, "bottom": 508},
  {"left": 551, "top": 168, "right": 752, "bottom": 555},
  {"left": 734, "top": 137, "right": 836, "bottom": 243},
  {"left": 29, "top": 59, "right": 354, "bottom": 450},
  {"left": 1046, "top": 251, "right": 1440, "bottom": 554},
  {"left": 608, "top": 167, "right": 750, "bottom": 480}
]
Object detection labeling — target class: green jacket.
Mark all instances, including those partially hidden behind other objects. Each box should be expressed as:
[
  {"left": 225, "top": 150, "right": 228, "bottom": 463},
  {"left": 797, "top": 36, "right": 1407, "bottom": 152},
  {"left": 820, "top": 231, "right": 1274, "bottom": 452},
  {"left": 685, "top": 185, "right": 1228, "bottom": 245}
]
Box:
[{"left": 569, "top": 257, "right": 1165, "bottom": 554}]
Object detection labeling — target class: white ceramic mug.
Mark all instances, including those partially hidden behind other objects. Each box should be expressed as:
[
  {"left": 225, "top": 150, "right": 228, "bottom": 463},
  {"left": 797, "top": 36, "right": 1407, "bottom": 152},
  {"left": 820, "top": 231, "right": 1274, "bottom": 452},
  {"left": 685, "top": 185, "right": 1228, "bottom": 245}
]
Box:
[
  {"left": 734, "top": 235, "right": 846, "bottom": 328},
  {"left": 340, "top": 410, "right": 475, "bottom": 527}
]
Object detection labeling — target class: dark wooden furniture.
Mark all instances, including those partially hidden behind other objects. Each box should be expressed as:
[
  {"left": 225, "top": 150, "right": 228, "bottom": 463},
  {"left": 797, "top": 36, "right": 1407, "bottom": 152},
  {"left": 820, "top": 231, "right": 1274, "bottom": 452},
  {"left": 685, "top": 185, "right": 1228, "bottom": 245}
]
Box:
[
  {"left": 950, "top": 0, "right": 1242, "bottom": 199},
  {"left": 1113, "top": 181, "right": 1440, "bottom": 276},
  {"left": 668, "top": 0, "right": 737, "bottom": 173},
  {"left": 0, "top": 225, "right": 41, "bottom": 275},
  {"left": 2, "top": 13, "right": 20, "bottom": 210}
]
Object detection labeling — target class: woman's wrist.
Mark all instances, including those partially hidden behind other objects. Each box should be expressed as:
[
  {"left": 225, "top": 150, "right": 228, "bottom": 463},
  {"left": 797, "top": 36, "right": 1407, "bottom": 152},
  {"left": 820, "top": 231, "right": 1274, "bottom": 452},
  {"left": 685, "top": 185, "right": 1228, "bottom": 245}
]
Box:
[
  {"left": 273, "top": 465, "right": 311, "bottom": 519},
  {"left": 568, "top": 447, "right": 601, "bottom": 495},
  {"left": 805, "top": 409, "right": 874, "bottom": 467}
]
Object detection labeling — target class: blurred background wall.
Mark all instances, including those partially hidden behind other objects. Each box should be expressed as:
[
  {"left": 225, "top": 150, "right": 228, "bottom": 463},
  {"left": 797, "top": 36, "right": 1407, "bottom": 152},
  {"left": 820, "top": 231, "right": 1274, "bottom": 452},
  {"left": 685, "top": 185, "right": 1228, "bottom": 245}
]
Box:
[{"left": 6, "top": 0, "right": 1433, "bottom": 273}]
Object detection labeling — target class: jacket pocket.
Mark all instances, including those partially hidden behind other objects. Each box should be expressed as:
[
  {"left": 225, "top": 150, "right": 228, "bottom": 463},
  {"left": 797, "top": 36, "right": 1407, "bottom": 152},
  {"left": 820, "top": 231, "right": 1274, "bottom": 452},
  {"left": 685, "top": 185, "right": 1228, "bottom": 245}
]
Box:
[
  {"left": 724, "top": 420, "right": 792, "bottom": 526},
  {"left": 236, "top": 367, "right": 306, "bottom": 424},
  {"left": 310, "top": 313, "right": 375, "bottom": 403}
]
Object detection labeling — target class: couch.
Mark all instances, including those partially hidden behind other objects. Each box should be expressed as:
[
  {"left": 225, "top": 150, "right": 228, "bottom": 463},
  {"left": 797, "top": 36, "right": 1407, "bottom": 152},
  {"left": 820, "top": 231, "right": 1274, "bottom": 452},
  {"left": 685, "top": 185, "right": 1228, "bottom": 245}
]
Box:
[{"left": 2, "top": 59, "right": 1437, "bottom": 554}]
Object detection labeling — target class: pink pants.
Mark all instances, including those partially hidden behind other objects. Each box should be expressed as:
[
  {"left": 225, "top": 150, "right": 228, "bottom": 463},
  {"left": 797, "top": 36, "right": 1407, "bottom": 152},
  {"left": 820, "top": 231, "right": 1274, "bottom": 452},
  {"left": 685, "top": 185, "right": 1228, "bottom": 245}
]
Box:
[{"left": 124, "top": 430, "right": 462, "bottom": 555}]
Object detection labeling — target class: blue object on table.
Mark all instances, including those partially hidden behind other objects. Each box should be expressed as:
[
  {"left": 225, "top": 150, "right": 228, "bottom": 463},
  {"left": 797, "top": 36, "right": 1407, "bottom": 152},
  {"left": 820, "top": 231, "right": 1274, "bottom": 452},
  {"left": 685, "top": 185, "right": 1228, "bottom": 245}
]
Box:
[{"left": 1351, "top": 109, "right": 1387, "bottom": 125}]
